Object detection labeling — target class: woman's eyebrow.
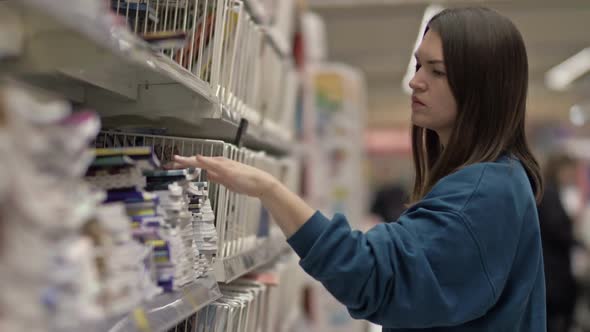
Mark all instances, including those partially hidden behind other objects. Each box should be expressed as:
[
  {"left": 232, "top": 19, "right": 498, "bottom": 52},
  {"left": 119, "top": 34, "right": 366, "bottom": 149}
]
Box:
[{"left": 414, "top": 53, "right": 444, "bottom": 64}]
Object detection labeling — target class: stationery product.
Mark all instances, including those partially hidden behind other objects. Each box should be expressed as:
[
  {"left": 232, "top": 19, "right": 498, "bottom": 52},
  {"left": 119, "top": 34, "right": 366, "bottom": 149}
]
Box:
[
  {"left": 2, "top": 0, "right": 304, "bottom": 326},
  {"left": 93, "top": 131, "right": 291, "bottom": 265},
  {"left": 86, "top": 144, "right": 220, "bottom": 292},
  {"left": 87, "top": 148, "right": 187, "bottom": 291},
  {"left": 86, "top": 147, "right": 159, "bottom": 190},
  {"left": 86, "top": 166, "right": 146, "bottom": 190},
  {"left": 141, "top": 31, "right": 189, "bottom": 49},
  {"left": 95, "top": 147, "right": 161, "bottom": 170},
  {"left": 0, "top": 86, "right": 152, "bottom": 331},
  {"left": 168, "top": 255, "right": 307, "bottom": 332},
  {"left": 181, "top": 280, "right": 268, "bottom": 332},
  {"left": 146, "top": 168, "right": 214, "bottom": 283}
]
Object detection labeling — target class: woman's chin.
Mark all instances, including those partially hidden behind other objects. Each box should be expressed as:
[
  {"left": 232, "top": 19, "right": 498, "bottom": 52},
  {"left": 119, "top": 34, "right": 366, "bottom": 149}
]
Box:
[{"left": 411, "top": 113, "right": 430, "bottom": 129}]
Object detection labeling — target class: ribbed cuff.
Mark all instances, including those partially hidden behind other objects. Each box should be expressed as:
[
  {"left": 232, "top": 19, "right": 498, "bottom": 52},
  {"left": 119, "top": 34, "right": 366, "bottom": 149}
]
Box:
[{"left": 287, "top": 211, "right": 330, "bottom": 259}]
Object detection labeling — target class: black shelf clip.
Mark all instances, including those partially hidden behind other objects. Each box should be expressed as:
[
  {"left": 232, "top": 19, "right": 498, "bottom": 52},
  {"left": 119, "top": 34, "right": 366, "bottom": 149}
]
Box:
[{"left": 234, "top": 118, "right": 249, "bottom": 148}]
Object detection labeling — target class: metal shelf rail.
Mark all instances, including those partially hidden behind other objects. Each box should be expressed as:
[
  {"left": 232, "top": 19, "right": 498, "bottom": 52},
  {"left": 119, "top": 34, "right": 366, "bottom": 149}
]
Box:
[
  {"left": 213, "top": 233, "right": 289, "bottom": 283},
  {"left": 93, "top": 274, "right": 222, "bottom": 332}
]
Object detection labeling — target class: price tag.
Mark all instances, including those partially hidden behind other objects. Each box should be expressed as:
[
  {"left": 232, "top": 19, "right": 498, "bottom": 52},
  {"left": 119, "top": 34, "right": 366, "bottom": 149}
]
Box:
[
  {"left": 133, "top": 308, "right": 151, "bottom": 332},
  {"left": 182, "top": 287, "right": 199, "bottom": 310}
]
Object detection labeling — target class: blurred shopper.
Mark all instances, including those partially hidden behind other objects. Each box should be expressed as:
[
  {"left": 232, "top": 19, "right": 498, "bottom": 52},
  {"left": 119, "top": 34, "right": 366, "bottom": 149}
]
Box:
[
  {"left": 539, "top": 154, "right": 579, "bottom": 332},
  {"left": 370, "top": 183, "right": 408, "bottom": 223}
]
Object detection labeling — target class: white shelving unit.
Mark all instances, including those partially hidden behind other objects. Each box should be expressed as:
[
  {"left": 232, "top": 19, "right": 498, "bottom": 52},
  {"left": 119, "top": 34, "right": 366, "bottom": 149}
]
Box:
[
  {"left": 0, "top": 0, "right": 295, "bottom": 155},
  {"left": 52, "top": 227, "right": 289, "bottom": 332},
  {"left": 213, "top": 234, "right": 290, "bottom": 283},
  {"left": 0, "top": 0, "right": 302, "bottom": 331},
  {"left": 1, "top": 0, "right": 215, "bottom": 105},
  {"left": 80, "top": 275, "right": 222, "bottom": 332}
]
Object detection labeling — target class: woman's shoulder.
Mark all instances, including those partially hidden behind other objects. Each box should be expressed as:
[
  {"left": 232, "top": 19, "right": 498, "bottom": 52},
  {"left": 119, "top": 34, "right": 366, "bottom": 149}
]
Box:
[{"left": 423, "top": 156, "right": 534, "bottom": 214}]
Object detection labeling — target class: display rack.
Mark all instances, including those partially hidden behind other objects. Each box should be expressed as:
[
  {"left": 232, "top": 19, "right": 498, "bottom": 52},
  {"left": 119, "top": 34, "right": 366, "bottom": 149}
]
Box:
[
  {"left": 0, "top": 0, "right": 294, "bottom": 155},
  {"left": 0, "top": 0, "right": 216, "bottom": 104},
  {"left": 99, "top": 108, "right": 292, "bottom": 156},
  {"left": 1, "top": 0, "right": 302, "bottom": 330},
  {"left": 78, "top": 275, "right": 221, "bottom": 332},
  {"left": 61, "top": 248, "right": 296, "bottom": 332},
  {"left": 214, "top": 234, "right": 289, "bottom": 283}
]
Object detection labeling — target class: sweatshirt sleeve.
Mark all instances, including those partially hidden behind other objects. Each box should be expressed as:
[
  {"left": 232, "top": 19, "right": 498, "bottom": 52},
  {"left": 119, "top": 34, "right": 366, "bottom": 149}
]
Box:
[{"left": 287, "top": 207, "right": 497, "bottom": 328}]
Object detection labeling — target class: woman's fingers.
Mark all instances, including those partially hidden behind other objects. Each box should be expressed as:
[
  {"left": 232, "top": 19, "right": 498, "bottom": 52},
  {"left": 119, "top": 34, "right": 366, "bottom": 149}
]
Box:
[
  {"left": 195, "top": 155, "right": 227, "bottom": 169},
  {"left": 171, "top": 155, "right": 239, "bottom": 188},
  {"left": 174, "top": 154, "right": 226, "bottom": 169},
  {"left": 173, "top": 155, "right": 230, "bottom": 177},
  {"left": 195, "top": 156, "right": 234, "bottom": 177},
  {"left": 207, "top": 176, "right": 229, "bottom": 189},
  {"left": 203, "top": 169, "right": 222, "bottom": 182},
  {"left": 163, "top": 160, "right": 188, "bottom": 169},
  {"left": 173, "top": 155, "right": 199, "bottom": 167}
]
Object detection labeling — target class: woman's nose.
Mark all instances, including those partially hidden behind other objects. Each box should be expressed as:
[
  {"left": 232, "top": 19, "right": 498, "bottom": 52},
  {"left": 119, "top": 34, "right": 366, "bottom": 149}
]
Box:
[{"left": 409, "top": 73, "right": 426, "bottom": 92}]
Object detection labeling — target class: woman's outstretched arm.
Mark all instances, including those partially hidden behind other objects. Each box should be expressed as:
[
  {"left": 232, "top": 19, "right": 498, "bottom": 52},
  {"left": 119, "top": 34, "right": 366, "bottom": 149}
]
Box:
[{"left": 172, "top": 155, "right": 315, "bottom": 237}]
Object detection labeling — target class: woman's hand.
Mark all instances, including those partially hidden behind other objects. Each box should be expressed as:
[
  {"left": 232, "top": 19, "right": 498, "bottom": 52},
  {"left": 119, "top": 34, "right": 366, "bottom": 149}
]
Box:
[
  {"left": 173, "top": 154, "right": 315, "bottom": 237},
  {"left": 172, "top": 155, "right": 278, "bottom": 199}
]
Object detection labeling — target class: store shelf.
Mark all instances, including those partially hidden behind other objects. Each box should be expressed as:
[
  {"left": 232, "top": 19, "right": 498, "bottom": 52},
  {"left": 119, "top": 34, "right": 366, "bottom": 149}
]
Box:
[
  {"left": 263, "top": 26, "right": 292, "bottom": 58},
  {"left": 1, "top": 0, "right": 294, "bottom": 155},
  {"left": 214, "top": 236, "right": 290, "bottom": 283},
  {"left": 242, "top": 0, "right": 268, "bottom": 24},
  {"left": 136, "top": 276, "right": 221, "bottom": 332},
  {"left": 1, "top": 0, "right": 219, "bottom": 115},
  {"left": 68, "top": 274, "right": 221, "bottom": 332},
  {"left": 100, "top": 112, "right": 292, "bottom": 156},
  {"left": 2, "top": 0, "right": 303, "bottom": 330}
]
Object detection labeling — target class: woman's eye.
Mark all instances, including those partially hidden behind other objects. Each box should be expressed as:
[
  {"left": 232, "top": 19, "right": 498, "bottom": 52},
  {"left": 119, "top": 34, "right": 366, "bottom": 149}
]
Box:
[
  {"left": 415, "top": 63, "right": 422, "bottom": 72},
  {"left": 433, "top": 70, "right": 446, "bottom": 77}
]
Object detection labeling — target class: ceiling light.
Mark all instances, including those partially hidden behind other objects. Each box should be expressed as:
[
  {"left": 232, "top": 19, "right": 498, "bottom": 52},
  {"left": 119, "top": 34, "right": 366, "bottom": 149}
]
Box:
[{"left": 545, "top": 48, "right": 590, "bottom": 91}]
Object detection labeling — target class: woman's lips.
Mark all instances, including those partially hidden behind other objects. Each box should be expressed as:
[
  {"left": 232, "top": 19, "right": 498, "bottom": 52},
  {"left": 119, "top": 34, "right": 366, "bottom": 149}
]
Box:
[{"left": 411, "top": 96, "right": 426, "bottom": 109}]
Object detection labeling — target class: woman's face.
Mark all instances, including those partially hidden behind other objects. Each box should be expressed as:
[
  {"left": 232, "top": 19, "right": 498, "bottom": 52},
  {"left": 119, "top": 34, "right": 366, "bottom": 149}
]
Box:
[{"left": 409, "top": 30, "right": 458, "bottom": 144}]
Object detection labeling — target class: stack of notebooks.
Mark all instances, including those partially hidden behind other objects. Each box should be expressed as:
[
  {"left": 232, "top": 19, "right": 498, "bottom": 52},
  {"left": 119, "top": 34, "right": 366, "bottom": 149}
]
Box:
[
  {"left": 91, "top": 203, "right": 160, "bottom": 315},
  {"left": 86, "top": 147, "right": 210, "bottom": 292},
  {"left": 86, "top": 147, "right": 172, "bottom": 290},
  {"left": 185, "top": 181, "right": 218, "bottom": 266},
  {"left": 148, "top": 178, "right": 197, "bottom": 290},
  {"left": 145, "top": 169, "right": 215, "bottom": 282},
  {"left": 86, "top": 147, "right": 220, "bottom": 291},
  {"left": 119, "top": 190, "right": 188, "bottom": 292},
  {"left": 187, "top": 280, "right": 269, "bottom": 332},
  {"left": 85, "top": 147, "right": 160, "bottom": 190}
]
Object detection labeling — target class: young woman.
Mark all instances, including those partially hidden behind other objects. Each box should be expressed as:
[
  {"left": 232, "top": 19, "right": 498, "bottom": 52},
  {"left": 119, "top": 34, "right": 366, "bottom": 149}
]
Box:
[{"left": 174, "top": 7, "right": 546, "bottom": 331}]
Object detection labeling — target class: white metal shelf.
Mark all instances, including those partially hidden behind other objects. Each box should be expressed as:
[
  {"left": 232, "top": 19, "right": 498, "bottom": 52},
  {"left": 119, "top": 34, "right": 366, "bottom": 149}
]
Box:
[
  {"left": 263, "top": 26, "right": 292, "bottom": 58},
  {"left": 63, "top": 274, "right": 222, "bottom": 332},
  {"left": 214, "top": 235, "right": 290, "bottom": 283},
  {"left": 1, "top": 0, "right": 294, "bottom": 155},
  {"left": 100, "top": 111, "right": 292, "bottom": 155},
  {"left": 2, "top": 1, "right": 217, "bottom": 104}
]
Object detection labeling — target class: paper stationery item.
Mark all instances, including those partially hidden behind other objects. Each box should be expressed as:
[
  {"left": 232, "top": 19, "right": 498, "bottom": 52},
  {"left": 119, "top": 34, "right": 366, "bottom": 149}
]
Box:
[
  {"left": 95, "top": 147, "right": 161, "bottom": 170},
  {"left": 89, "top": 155, "right": 136, "bottom": 169},
  {"left": 141, "top": 31, "right": 189, "bottom": 49}
]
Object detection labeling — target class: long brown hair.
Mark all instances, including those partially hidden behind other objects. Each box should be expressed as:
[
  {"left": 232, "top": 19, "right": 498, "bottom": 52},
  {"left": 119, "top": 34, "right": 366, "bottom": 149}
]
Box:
[{"left": 410, "top": 7, "right": 543, "bottom": 203}]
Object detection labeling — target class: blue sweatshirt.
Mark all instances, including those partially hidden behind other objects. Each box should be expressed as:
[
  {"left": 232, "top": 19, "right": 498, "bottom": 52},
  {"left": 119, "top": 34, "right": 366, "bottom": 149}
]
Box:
[{"left": 287, "top": 156, "right": 546, "bottom": 331}]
